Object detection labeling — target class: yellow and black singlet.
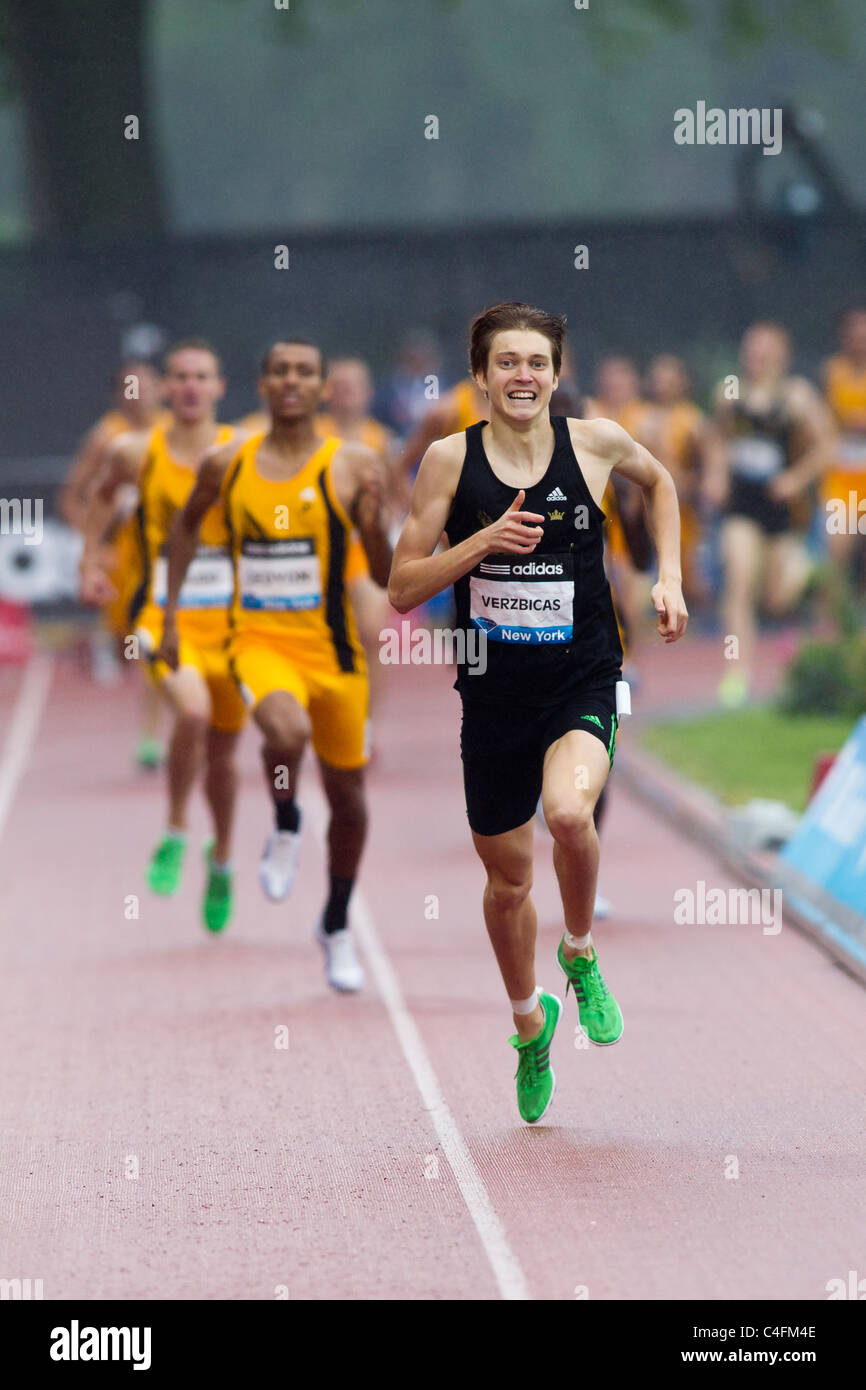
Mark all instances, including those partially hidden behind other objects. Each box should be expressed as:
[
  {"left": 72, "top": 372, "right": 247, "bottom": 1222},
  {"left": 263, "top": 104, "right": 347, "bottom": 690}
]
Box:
[
  {"left": 222, "top": 432, "right": 365, "bottom": 673},
  {"left": 131, "top": 424, "right": 235, "bottom": 646}
]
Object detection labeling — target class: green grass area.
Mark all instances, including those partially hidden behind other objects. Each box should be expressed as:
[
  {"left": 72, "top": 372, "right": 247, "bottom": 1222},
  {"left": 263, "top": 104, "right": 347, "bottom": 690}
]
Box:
[{"left": 639, "top": 707, "right": 856, "bottom": 812}]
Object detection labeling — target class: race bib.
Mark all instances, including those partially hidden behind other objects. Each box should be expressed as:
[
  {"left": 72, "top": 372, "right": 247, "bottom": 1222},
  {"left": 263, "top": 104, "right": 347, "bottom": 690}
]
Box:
[
  {"left": 239, "top": 538, "right": 321, "bottom": 611},
  {"left": 469, "top": 553, "right": 573, "bottom": 644},
  {"left": 730, "top": 437, "right": 784, "bottom": 481},
  {"left": 152, "top": 546, "right": 233, "bottom": 609}
]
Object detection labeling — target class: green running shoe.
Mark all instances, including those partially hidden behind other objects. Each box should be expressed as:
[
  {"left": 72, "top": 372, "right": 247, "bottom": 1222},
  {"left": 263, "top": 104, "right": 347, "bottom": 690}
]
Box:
[
  {"left": 508, "top": 990, "right": 561, "bottom": 1124},
  {"left": 136, "top": 736, "right": 163, "bottom": 771},
  {"left": 557, "top": 941, "right": 623, "bottom": 1046},
  {"left": 202, "top": 843, "right": 233, "bottom": 934},
  {"left": 146, "top": 833, "right": 186, "bottom": 896}
]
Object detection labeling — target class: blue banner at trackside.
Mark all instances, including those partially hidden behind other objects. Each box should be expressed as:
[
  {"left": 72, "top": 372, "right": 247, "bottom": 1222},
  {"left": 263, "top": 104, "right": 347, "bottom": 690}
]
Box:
[{"left": 781, "top": 716, "right": 866, "bottom": 918}]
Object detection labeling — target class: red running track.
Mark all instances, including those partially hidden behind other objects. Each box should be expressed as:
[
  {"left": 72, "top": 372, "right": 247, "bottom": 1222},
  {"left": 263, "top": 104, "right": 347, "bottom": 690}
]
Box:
[{"left": 0, "top": 651, "right": 864, "bottom": 1300}]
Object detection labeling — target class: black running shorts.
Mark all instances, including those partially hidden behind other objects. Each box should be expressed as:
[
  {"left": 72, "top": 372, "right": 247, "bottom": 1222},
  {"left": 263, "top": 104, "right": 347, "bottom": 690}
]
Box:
[{"left": 459, "top": 685, "right": 618, "bottom": 837}]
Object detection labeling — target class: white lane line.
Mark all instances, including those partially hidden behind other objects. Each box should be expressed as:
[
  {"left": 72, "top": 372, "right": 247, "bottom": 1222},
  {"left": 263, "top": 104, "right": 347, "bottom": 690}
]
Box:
[
  {"left": 307, "top": 793, "right": 530, "bottom": 1301},
  {"left": 0, "top": 653, "right": 54, "bottom": 843}
]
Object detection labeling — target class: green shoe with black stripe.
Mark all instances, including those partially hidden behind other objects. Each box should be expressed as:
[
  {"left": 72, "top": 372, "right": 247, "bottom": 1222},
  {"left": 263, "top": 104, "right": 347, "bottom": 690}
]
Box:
[
  {"left": 508, "top": 991, "right": 561, "bottom": 1124},
  {"left": 557, "top": 941, "right": 623, "bottom": 1045}
]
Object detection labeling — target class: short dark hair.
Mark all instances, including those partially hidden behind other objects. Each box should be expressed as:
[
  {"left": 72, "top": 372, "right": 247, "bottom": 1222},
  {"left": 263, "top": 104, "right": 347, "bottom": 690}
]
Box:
[
  {"left": 163, "top": 337, "right": 222, "bottom": 374},
  {"left": 469, "top": 302, "right": 566, "bottom": 379},
  {"left": 260, "top": 339, "right": 327, "bottom": 376}
]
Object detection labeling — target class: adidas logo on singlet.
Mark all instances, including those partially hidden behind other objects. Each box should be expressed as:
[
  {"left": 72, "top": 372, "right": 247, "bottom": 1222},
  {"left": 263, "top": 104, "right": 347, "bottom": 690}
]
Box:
[{"left": 546, "top": 486, "right": 567, "bottom": 502}]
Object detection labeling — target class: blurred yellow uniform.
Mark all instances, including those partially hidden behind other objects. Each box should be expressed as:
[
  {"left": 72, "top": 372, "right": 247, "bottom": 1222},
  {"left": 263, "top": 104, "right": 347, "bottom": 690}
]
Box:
[
  {"left": 132, "top": 424, "right": 246, "bottom": 733},
  {"left": 222, "top": 433, "right": 368, "bottom": 769},
  {"left": 824, "top": 354, "right": 866, "bottom": 507},
  {"left": 315, "top": 414, "right": 389, "bottom": 587},
  {"left": 97, "top": 409, "right": 171, "bottom": 637}
]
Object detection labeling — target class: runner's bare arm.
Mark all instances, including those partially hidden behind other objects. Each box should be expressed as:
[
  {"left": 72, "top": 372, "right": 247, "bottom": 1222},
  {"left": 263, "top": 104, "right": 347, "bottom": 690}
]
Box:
[
  {"left": 388, "top": 436, "right": 545, "bottom": 613},
  {"left": 60, "top": 422, "right": 112, "bottom": 531},
  {"left": 157, "top": 447, "right": 231, "bottom": 668},
  {"left": 79, "top": 433, "right": 145, "bottom": 603},
  {"left": 767, "top": 379, "right": 836, "bottom": 500},
  {"left": 600, "top": 419, "right": 688, "bottom": 643},
  {"left": 341, "top": 442, "right": 393, "bottom": 588}
]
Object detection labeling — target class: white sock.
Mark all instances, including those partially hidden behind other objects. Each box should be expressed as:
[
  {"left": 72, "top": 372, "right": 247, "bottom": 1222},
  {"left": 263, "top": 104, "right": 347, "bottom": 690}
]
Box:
[
  {"left": 510, "top": 989, "right": 539, "bottom": 1015},
  {"left": 564, "top": 929, "right": 592, "bottom": 951},
  {"left": 167, "top": 826, "right": 187, "bottom": 841}
]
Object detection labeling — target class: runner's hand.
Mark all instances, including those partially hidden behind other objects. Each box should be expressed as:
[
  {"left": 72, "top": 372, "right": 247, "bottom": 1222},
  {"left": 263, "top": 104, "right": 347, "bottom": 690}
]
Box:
[
  {"left": 652, "top": 578, "right": 688, "bottom": 644},
  {"left": 79, "top": 555, "right": 116, "bottom": 606},
  {"left": 766, "top": 471, "right": 802, "bottom": 502},
  {"left": 155, "top": 623, "right": 180, "bottom": 671},
  {"left": 354, "top": 460, "right": 387, "bottom": 531},
  {"left": 484, "top": 490, "right": 544, "bottom": 554}
]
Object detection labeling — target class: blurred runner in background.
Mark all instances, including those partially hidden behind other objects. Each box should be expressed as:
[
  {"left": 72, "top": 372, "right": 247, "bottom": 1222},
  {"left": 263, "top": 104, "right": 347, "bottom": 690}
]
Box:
[
  {"left": 81, "top": 340, "right": 245, "bottom": 932},
  {"left": 705, "top": 322, "right": 833, "bottom": 707},
  {"left": 822, "top": 307, "right": 866, "bottom": 593},
  {"left": 65, "top": 358, "right": 168, "bottom": 765},
  {"left": 641, "top": 354, "right": 708, "bottom": 609}
]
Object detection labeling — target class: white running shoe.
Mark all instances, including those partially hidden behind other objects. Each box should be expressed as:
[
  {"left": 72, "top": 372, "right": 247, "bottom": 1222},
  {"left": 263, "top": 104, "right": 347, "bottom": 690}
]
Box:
[
  {"left": 593, "top": 890, "right": 611, "bottom": 920},
  {"left": 258, "top": 829, "right": 302, "bottom": 902},
  {"left": 314, "top": 921, "right": 365, "bottom": 993}
]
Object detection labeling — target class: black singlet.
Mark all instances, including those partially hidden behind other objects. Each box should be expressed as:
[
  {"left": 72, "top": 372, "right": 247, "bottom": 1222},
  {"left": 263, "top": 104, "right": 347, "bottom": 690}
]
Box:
[{"left": 444, "top": 417, "right": 623, "bottom": 706}]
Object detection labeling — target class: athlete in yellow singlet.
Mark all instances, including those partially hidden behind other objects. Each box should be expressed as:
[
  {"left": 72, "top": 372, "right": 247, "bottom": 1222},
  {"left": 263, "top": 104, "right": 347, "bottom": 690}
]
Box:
[
  {"left": 585, "top": 357, "right": 655, "bottom": 662},
  {"left": 315, "top": 358, "right": 396, "bottom": 738},
  {"left": 66, "top": 361, "right": 168, "bottom": 764},
  {"left": 823, "top": 307, "right": 866, "bottom": 580},
  {"left": 642, "top": 355, "right": 707, "bottom": 602},
  {"left": 81, "top": 340, "right": 245, "bottom": 933},
  {"left": 159, "top": 339, "right": 392, "bottom": 994},
  {"left": 397, "top": 376, "right": 488, "bottom": 500}
]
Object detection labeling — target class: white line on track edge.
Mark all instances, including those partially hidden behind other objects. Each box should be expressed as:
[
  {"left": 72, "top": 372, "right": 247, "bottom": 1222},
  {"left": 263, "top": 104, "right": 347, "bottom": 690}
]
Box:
[
  {"left": 306, "top": 792, "right": 531, "bottom": 1301},
  {"left": 0, "top": 652, "right": 54, "bottom": 844}
]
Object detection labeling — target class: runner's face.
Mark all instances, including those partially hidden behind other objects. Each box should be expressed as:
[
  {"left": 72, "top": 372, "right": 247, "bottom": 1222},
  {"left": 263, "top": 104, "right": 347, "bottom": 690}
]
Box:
[
  {"left": 596, "top": 359, "right": 639, "bottom": 408},
  {"left": 163, "top": 350, "right": 224, "bottom": 423},
  {"left": 648, "top": 358, "right": 686, "bottom": 406},
  {"left": 481, "top": 331, "right": 557, "bottom": 424},
  {"left": 741, "top": 328, "right": 789, "bottom": 381},
  {"left": 327, "top": 362, "right": 371, "bottom": 417},
  {"left": 260, "top": 344, "right": 325, "bottom": 423}
]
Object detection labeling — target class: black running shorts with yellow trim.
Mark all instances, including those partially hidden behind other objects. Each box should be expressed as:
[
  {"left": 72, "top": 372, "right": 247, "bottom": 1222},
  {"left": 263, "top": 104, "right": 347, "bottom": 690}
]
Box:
[
  {"left": 228, "top": 632, "right": 369, "bottom": 770},
  {"left": 459, "top": 685, "right": 617, "bottom": 837}
]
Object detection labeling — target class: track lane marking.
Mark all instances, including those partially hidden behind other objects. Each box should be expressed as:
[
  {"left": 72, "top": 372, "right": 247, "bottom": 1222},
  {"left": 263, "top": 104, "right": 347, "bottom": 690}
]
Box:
[
  {"left": 0, "top": 653, "right": 54, "bottom": 843},
  {"left": 307, "top": 791, "right": 530, "bottom": 1301}
]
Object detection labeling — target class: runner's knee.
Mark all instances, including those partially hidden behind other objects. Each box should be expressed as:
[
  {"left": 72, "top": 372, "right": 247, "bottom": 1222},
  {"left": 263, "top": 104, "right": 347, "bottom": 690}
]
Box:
[
  {"left": 544, "top": 798, "right": 596, "bottom": 847},
  {"left": 255, "top": 696, "right": 310, "bottom": 755},
  {"left": 485, "top": 868, "right": 533, "bottom": 914}
]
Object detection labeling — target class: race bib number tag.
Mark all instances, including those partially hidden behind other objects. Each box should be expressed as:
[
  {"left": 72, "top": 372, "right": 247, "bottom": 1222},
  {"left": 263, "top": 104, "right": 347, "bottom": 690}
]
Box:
[
  {"left": 469, "top": 553, "right": 574, "bottom": 644},
  {"left": 240, "top": 538, "right": 321, "bottom": 610},
  {"left": 153, "top": 546, "right": 233, "bottom": 609},
  {"left": 730, "top": 437, "right": 784, "bottom": 481}
]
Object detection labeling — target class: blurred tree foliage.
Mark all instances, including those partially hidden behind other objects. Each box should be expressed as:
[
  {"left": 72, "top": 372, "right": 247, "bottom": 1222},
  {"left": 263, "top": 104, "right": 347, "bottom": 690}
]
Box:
[{"left": 0, "top": 0, "right": 852, "bottom": 239}]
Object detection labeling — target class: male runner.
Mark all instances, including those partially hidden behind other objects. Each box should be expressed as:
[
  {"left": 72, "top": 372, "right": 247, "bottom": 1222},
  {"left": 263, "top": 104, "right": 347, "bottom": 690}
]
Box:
[
  {"left": 704, "top": 322, "right": 833, "bottom": 706},
  {"left": 316, "top": 358, "right": 396, "bottom": 728},
  {"left": 388, "top": 302, "right": 687, "bottom": 1123},
  {"left": 822, "top": 308, "right": 866, "bottom": 589},
  {"left": 158, "top": 339, "right": 391, "bottom": 993},
  {"left": 642, "top": 355, "right": 707, "bottom": 604},
  {"left": 66, "top": 359, "right": 167, "bottom": 759},
  {"left": 81, "top": 340, "right": 245, "bottom": 931}
]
